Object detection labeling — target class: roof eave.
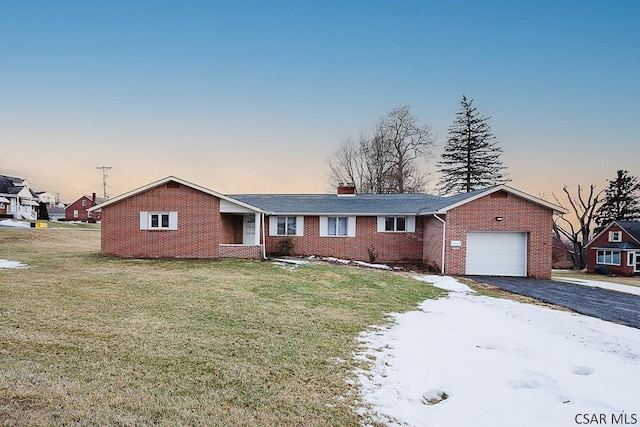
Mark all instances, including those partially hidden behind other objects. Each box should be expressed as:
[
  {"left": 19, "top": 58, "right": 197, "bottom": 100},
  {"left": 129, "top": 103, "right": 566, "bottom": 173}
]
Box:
[
  {"left": 87, "top": 176, "right": 264, "bottom": 213},
  {"left": 435, "top": 185, "right": 568, "bottom": 214}
]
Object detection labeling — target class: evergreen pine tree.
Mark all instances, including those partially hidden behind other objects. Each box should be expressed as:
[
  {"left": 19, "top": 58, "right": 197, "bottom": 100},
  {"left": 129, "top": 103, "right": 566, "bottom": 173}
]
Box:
[
  {"left": 38, "top": 202, "right": 50, "bottom": 220},
  {"left": 595, "top": 169, "right": 640, "bottom": 227},
  {"left": 437, "top": 95, "right": 509, "bottom": 194}
]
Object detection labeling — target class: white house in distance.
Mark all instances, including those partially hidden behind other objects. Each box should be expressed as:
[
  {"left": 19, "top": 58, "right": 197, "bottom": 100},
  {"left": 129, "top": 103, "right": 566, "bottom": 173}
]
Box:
[{"left": 0, "top": 175, "right": 40, "bottom": 220}]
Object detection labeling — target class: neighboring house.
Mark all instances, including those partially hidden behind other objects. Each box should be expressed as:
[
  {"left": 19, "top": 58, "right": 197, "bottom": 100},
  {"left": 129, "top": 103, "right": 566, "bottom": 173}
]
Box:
[
  {"left": 585, "top": 221, "right": 640, "bottom": 276},
  {"left": 0, "top": 174, "right": 40, "bottom": 220},
  {"left": 89, "top": 176, "right": 566, "bottom": 279},
  {"left": 47, "top": 207, "right": 66, "bottom": 221},
  {"left": 37, "top": 191, "right": 58, "bottom": 207},
  {"left": 65, "top": 193, "right": 104, "bottom": 222},
  {"left": 552, "top": 236, "right": 574, "bottom": 269}
]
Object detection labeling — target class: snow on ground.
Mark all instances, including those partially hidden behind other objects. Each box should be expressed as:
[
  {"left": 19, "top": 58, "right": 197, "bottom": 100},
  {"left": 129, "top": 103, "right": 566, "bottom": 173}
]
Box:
[
  {"left": 0, "top": 259, "right": 28, "bottom": 269},
  {"left": 353, "top": 260, "right": 392, "bottom": 270},
  {"left": 0, "top": 219, "right": 31, "bottom": 228},
  {"left": 354, "top": 275, "right": 640, "bottom": 427},
  {"left": 555, "top": 276, "right": 640, "bottom": 296}
]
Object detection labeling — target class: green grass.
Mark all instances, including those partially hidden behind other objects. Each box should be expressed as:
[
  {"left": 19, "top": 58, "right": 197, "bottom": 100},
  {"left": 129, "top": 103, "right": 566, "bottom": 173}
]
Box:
[{"left": 0, "top": 229, "right": 445, "bottom": 426}]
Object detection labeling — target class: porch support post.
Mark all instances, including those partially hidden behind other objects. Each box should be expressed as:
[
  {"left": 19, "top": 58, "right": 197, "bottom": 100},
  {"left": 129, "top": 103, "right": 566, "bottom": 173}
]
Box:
[{"left": 254, "top": 212, "right": 261, "bottom": 246}]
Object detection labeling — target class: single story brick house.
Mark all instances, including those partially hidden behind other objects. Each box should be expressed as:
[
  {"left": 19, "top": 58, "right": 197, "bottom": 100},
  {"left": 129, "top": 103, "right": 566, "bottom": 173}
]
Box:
[
  {"left": 88, "top": 176, "right": 566, "bottom": 279},
  {"left": 585, "top": 221, "right": 640, "bottom": 276}
]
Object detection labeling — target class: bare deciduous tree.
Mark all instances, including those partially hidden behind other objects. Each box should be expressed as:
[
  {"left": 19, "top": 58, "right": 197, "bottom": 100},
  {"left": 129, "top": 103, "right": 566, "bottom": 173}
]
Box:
[
  {"left": 552, "top": 184, "right": 603, "bottom": 270},
  {"left": 329, "top": 106, "right": 435, "bottom": 193}
]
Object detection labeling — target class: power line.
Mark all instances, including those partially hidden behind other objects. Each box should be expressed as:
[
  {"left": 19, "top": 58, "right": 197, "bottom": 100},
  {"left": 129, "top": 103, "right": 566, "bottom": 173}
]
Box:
[{"left": 96, "top": 166, "right": 113, "bottom": 199}]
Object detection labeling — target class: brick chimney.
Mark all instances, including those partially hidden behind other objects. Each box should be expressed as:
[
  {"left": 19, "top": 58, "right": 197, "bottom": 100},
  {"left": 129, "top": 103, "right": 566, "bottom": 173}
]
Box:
[
  {"left": 337, "top": 183, "right": 356, "bottom": 196},
  {"left": 92, "top": 193, "right": 96, "bottom": 203}
]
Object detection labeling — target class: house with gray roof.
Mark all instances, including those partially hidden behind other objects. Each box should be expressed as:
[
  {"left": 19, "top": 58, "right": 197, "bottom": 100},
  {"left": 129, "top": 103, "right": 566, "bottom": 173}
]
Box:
[
  {"left": 0, "top": 174, "right": 40, "bottom": 220},
  {"left": 89, "top": 176, "right": 566, "bottom": 279},
  {"left": 586, "top": 221, "right": 640, "bottom": 276}
]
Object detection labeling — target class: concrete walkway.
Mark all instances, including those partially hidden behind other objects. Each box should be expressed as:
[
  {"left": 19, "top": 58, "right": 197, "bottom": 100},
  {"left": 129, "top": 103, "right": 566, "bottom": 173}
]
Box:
[{"left": 470, "top": 276, "right": 640, "bottom": 329}]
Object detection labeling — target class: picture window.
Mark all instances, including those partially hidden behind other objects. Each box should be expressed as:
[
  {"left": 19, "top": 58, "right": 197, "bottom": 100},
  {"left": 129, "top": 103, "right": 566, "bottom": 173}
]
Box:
[{"left": 596, "top": 250, "right": 621, "bottom": 266}]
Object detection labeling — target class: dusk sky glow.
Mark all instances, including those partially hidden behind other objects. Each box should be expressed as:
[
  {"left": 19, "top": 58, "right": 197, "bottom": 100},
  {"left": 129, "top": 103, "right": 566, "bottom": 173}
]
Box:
[{"left": 2, "top": 1, "right": 638, "bottom": 203}]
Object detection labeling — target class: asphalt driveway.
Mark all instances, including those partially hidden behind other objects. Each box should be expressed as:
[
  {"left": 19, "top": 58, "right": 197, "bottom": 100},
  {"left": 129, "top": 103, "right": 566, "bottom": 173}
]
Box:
[{"left": 470, "top": 276, "right": 640, "bottom": 329}]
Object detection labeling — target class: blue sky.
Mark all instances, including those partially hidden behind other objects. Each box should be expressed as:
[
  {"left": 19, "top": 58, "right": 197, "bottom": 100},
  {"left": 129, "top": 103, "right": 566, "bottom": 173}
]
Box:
[{"left": 1, "top": 1, "right": 638, "bottom": 202}]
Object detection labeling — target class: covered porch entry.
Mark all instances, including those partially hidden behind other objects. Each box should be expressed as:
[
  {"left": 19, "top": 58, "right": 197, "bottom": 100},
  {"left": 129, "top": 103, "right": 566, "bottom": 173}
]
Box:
[{"left": 219, "top": 199, "right": 264, "bottom": 259}]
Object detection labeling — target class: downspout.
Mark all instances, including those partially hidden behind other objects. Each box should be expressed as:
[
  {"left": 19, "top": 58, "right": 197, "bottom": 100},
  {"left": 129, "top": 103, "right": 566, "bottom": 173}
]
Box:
[
  {"left": 433, "top": 214, "right": 446, "bottom": 274},
  {"left": 261, "top": 212, "right": 267, "bottom": 260}
]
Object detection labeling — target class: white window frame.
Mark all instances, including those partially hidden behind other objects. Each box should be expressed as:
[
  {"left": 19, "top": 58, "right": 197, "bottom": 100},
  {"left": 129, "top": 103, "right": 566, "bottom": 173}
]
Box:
[
  {"left": 377, "top": 216, "right": 416, "bottom": 233},
  {"left": 319, "top": 216, "right": 356, "bottom": 237},
  {"left": 88, "top": 211, "right": 92, "bottom": 219},
  {"left": 596, "top": 249, "right": 621, "bottom": 266},
  {"left": 269, "top": 216, "right": 304, "bottom": 236},
  {"left": 628, "top": 251, "right": 636, "bottom": 267},
  {"left": 82, "top": 199, "right": 87, "bottom": 207},
  {"left": 609, "top": 231, "right": 622, "bottom": 242},
  {"left": 73, "top": 210, "right": 78, "bottom": 218},
  {"left": 140, "top": 211, "right": 178, "bottom": 231}
]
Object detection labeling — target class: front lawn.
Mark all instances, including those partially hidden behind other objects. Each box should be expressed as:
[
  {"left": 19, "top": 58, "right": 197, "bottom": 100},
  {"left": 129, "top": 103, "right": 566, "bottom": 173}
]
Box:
[{"left": 0, "top": 229, "right": 444, "bottom": 426}]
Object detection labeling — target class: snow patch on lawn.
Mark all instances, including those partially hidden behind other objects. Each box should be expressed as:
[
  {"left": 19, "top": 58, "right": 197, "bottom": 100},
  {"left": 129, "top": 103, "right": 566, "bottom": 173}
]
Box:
[
  {"left": 0, "top": 219, "right": 31, "bottom": 228},
  {"left": 0, "top": 259, "right": 28, "bottom": 269},
  {"left": 354, "top": 275, "right": 640, "bottom": 427},
  {"left": 555, "top": 277, "right": 640, "bottom": 296}
]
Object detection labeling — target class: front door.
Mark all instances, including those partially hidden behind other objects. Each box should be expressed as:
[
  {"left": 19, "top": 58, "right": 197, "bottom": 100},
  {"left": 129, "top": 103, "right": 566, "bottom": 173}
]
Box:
[
  {"left": 635, "top": 252, "right": 640, "bottom": 273},
  {"left": 243, "top": 215, "right": 256, "bottom": 245}
]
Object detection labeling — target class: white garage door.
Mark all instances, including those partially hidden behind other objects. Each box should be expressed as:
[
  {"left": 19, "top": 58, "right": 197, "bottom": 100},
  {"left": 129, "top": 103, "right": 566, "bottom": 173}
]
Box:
[{"left": 466, "top": 232, "right": 527, "bottom": 276}]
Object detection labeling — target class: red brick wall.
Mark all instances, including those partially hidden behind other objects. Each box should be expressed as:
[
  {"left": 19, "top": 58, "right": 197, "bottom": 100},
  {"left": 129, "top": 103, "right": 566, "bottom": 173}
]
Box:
[
  {"left": 422, "top": 215, "right": 445, "bottom": 271},
  {"left": 444, "top": 191, "right": 554, "bottom": 279},
  {"left": 100, "top": 183, "right": 221, "bottom": 258},
  {"left": 219, "top": 244, "right": 262, "bottom": 259},
  {"left": 220, "top": 215, "right": 243, "bottom": 244},
  {"left": 586, "top": 224, "right": 636, "bottom": 276},
  {"left": 264, "top": 216, "right": 424, "bottom": 262}
]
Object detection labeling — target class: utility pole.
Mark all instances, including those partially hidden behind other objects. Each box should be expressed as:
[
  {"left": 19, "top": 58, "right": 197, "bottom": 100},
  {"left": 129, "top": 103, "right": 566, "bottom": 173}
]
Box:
[{"left": 96, "top": 166, "right": 113, "bottom": 199}]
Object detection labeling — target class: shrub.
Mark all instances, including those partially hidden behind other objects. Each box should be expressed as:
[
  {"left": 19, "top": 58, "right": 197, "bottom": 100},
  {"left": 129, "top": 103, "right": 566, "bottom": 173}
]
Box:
[
  {"left": 367, "top": 245, "right": 379, "bottom": 263},
  {"left": 275, "top": 238, "right": 294, "bottom": 256}
]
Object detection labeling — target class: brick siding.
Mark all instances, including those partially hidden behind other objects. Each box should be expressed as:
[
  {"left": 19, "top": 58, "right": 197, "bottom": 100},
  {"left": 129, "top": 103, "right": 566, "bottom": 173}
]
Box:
[
  {"left": 443, "top": 191, "right": 554, "bottom": 279},
  {"left": 219, "top": 245, "right": 263, "bottom": 259},
  {"left": 422, "top": 215, "right": 445, "bottom": 272},
  {"left": 264, "top": 216, "right": 424, "bottom": 263},
  {"left": 101, "top": 184, "right": 221, "bottom": 258}
]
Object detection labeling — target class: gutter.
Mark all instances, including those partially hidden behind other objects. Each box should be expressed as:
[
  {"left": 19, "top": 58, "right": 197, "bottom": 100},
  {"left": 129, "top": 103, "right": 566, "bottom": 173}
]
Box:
[
  {"left": 433, "top": 214, "right": 446, "bottom": 274},
  {"left": 261, "top": 212, "right": 267, "bottom": 260}
]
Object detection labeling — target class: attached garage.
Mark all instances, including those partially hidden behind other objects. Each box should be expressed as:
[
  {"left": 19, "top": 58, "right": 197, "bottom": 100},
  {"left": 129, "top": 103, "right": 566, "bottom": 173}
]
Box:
[{"left": 465, "top": 232, "right": 528, "bottom": 277}]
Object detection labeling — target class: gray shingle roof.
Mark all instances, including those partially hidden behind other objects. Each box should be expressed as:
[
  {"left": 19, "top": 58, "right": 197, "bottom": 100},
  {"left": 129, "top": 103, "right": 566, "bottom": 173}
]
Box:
[
  {"left": 0, "top": 174, "right": 37, "bottom": 197},
  {"left": 618, "top": 221, "right": 640, "bottom": 244},
  {"left": 229, "top": 191, "right": 485, "bottom": 215},
  {"left": 0, "top": 175, "right": 20, "bottom": 194}
]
